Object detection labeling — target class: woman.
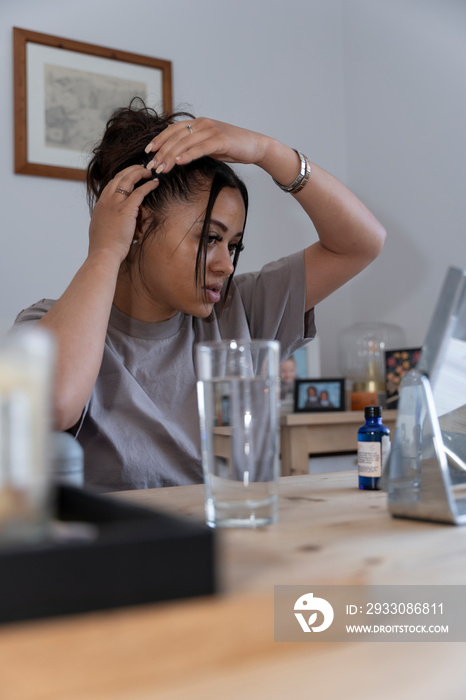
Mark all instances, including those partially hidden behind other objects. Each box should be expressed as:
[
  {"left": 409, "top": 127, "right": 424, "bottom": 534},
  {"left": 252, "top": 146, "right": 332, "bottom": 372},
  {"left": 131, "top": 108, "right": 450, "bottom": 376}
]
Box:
[
  {"left": 304, "top": 386, "right": 321, "bottom": 409},
  {"left": 15, "top": 101, "right": 386, "bottom": 490},
  {"left": 318, "top": 390, "right": 334, "bottom": 408}
]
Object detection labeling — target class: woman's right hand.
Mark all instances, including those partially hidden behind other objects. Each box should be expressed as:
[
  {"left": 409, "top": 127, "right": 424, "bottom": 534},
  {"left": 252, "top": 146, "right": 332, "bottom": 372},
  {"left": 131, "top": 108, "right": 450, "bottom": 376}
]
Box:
[
  {"left": 36, "top": 166, "right": 158, "bottom": 431},
  {"left": 88, "top": 165, "right": 159, "bottom": 263}
]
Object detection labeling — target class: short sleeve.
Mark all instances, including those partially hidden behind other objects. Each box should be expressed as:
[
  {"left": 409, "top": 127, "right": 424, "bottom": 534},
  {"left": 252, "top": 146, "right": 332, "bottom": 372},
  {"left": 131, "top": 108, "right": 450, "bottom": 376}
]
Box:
[
  {"left": 13, "top": 299, "right": 55, "bottom": 327},
  {"left": 223, "top": 250, "right": 316, "bottom": 361}
]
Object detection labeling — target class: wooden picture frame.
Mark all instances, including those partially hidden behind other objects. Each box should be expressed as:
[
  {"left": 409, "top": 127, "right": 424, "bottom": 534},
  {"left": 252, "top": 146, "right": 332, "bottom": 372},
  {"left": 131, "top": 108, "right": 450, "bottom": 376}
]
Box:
[
  {"left": 294, "top": 378, "right": 345, "bottom": 413},
  {"left": 13, "top": 27, "right": 172, "bottom": 181}
]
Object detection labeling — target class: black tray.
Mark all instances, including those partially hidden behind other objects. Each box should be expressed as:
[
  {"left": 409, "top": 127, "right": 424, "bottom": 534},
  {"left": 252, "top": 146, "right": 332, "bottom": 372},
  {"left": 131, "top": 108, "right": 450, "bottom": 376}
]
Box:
[{"left": 0, "top": 485, "right": 215, "bottom": 625}]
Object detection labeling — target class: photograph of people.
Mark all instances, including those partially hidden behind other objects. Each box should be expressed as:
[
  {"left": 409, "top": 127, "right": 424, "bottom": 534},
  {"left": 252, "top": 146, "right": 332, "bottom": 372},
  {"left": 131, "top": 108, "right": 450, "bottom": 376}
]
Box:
[
  {"left": 295, "top": 379, "right": 344, "bottom": 412},
  {"left": 318, "top": 389, "right": 334, "bottom": 408},
  {"left": 304, "top": 385, "right": 321, "bottom": 409}
]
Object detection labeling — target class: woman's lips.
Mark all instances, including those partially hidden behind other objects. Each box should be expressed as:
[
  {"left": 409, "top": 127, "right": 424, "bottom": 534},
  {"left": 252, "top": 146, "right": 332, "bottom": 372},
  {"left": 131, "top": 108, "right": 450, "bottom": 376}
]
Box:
[{"left": 204, "top": 287, "right": 221, "bottom": 304}]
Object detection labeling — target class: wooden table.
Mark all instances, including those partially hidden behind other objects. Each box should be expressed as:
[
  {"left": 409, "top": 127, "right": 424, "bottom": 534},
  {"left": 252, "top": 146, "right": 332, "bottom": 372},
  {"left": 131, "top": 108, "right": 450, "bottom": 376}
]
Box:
[
  {"left": 280, "top": 409, "right": 398, "bottom": 475},
  {"left": 1, "top": 470, "right": 466, "bottom": 700}
]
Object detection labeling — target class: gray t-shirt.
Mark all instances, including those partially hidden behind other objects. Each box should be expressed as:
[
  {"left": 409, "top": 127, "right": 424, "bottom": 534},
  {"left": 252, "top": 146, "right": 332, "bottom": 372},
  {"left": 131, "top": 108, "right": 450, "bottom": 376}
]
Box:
[{"left": 15, "top": 251, "right": 316, "bottom": 490}]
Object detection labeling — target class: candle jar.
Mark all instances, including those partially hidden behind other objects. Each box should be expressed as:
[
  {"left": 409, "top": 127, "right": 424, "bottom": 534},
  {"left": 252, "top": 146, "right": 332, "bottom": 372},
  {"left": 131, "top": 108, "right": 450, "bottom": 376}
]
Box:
[{"left": 0, "top": 326, "right": 54, "bottom": 543}]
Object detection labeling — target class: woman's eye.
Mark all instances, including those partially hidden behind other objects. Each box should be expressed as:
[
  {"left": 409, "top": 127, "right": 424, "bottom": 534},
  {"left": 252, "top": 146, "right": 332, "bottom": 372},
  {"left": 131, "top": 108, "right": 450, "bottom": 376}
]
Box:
[
  {"left": 206, "top": 233, "right": 244, "bottom": 258},
  {"left": 229, "top": 242, "right": 244, "bottom": 257}
]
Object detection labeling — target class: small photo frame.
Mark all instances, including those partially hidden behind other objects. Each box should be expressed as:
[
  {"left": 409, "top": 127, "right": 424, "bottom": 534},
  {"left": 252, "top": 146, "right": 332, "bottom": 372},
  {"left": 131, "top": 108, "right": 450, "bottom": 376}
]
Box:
[
  {"left": 385, "top": 347, "right": 422, "bottom": 409},
  {"left": 294, "top": 378, "right": 345, "bottom": 413}
]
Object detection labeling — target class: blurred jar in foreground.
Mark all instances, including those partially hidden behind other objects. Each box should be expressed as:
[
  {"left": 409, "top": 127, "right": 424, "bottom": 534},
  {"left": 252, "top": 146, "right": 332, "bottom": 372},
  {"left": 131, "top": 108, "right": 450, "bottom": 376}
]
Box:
[{"left": 0, "top": 326, "right": 54, "bottom": 543}]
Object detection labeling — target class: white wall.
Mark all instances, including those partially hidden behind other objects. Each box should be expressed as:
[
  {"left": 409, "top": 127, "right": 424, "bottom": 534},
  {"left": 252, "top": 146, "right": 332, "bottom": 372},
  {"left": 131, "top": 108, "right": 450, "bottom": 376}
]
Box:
[
  {"left": 342, "top": 0, "right": 466, "bottom": 348},
  {"left": 313, "top": 0, "right": 466, "bottom": 373},
  {"left": 1, "top": 0, "right": 465, "bottom": 375}
]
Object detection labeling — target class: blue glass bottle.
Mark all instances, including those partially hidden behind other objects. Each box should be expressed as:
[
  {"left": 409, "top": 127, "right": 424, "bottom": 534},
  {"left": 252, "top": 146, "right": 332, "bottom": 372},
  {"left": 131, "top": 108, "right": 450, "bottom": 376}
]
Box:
[{"left": 358, "top": 406, "right": 391, "bottom": 490}]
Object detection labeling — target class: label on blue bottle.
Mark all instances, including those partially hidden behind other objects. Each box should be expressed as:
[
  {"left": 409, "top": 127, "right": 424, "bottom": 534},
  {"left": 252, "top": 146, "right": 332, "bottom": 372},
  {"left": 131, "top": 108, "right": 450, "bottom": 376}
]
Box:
[{"left": 357, "top": 436, "right": 390, "bottom": 477}]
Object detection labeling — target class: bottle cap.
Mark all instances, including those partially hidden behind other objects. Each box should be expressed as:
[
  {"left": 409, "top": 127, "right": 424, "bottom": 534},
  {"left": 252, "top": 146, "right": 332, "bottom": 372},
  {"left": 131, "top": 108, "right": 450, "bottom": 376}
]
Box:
[{"left": 364, "top": 405, "right": 382, "bottom": 418}]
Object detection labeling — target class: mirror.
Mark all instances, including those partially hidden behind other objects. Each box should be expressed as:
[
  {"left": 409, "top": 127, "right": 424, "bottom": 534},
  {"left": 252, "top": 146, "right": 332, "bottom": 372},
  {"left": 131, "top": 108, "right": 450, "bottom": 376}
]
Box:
[{"left": 384, "top": 266, "right": 466, "bottom": 524}]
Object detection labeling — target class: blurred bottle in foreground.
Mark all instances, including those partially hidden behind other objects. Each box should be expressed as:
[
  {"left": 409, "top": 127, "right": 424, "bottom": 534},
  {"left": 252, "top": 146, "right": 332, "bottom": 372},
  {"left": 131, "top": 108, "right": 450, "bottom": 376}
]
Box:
[{"left": 0, "top": 326, "right": 54, "bottom": 543}]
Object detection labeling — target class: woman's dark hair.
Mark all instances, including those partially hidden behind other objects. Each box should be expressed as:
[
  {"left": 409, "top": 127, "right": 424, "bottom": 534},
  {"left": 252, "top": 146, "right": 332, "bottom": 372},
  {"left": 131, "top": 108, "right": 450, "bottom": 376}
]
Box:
[{"left": 86, "top": 98, "right": 248, "bottom": 304}]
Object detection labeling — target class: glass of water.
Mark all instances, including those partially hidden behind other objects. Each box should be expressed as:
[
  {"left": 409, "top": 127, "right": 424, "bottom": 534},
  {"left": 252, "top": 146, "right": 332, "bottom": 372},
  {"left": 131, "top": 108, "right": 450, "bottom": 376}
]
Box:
[{"left": 195, "top": 339, "right": 280, "bottom": 528}]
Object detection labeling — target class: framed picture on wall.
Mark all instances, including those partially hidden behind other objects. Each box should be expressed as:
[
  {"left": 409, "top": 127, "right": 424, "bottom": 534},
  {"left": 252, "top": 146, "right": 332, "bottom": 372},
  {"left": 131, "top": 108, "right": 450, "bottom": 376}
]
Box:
[
  {"left": 385, "top": 347, "right": 422, "bottom": 409},
  {"left": 294, "top": 378, "right": 345, "bottom": 413},
  {"left": 13, "top": 27, "right": 172, "bottom": 181}
]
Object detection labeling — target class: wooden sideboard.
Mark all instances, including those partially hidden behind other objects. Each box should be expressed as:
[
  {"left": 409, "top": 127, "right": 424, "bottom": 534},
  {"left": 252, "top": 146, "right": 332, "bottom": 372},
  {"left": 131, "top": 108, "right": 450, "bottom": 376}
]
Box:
[
  {"left": 280, "top": 409, "right": 398, "bottom": 475},
  {"left": 214, "top": 410, "right": 397, "bottom": 476}
]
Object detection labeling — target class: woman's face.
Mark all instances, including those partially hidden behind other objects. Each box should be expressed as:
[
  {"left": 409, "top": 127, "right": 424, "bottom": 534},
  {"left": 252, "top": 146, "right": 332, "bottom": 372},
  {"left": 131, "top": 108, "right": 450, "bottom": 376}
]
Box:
[{"left": 117, "top": 186, "right": 245, "bottom": 322}]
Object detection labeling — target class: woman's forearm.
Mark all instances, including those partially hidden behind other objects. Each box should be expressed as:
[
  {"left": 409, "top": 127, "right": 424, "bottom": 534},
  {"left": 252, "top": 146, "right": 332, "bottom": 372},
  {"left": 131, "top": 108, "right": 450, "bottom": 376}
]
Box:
[
  {"left": 37, "top": 249, "right": 121, "bottom": 430},
  {"left": 256, "top": 138, "right": 387, "bottom": 309}
]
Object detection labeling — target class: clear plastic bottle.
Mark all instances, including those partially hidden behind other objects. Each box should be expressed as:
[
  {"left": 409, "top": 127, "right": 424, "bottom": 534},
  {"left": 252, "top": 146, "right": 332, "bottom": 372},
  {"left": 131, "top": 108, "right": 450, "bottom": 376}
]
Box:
[{"left": 357, "top": 405, "right": 391, "bottom": 490}]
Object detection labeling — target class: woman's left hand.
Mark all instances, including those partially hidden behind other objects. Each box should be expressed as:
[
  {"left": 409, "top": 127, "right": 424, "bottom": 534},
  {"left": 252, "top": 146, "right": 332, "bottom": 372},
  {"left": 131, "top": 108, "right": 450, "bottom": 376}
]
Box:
[
  {"left": 145, "top": 115, "right": 387, "bottom": 315},
  {"left": 144, "top": 118, "right": 269, "bottom": 173}
]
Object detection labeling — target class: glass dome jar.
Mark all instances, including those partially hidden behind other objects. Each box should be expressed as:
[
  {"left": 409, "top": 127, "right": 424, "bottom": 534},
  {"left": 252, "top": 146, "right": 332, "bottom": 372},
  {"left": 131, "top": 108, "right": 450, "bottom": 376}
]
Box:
[{"left": 338, "top": 322, "right": 406, "bottom": 407}]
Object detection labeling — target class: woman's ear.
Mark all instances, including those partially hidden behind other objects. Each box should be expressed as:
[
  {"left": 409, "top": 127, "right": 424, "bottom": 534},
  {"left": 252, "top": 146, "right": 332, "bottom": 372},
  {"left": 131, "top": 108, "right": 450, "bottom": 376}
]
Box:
[
  {"left": 135, "top": 209, "right": 152, "bottom": 244},
  {"left": 125, "top": 211, "right": 146, "bottom": 257},
  {"left": 136, "top": 210, "right": 144, "bottom": 236},
  {"left": 135, "top": 204, "right": 159, "bottom": 250}
]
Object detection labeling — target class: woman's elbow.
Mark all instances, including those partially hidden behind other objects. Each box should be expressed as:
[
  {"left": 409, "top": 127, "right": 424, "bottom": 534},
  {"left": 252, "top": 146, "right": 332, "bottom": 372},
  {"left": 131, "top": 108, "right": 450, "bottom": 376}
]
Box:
[
  {"left": 52, "top": 389, "right": 85, "bottom": 433},
  {"left": 374, "top": 222, "right": 387, "bottom": 257},
  {"left": 364, "top": 221, "right": 387, "bottom": 264}
]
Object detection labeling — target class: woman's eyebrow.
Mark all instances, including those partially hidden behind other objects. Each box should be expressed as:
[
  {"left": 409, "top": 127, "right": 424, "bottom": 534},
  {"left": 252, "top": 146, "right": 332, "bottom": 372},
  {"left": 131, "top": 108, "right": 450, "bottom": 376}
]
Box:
[
  {"left": 211, "top": 219, "right": 244, "bottom": 239},
  {"left": 195, "top": 217, "right": 243, "bottom": 238},
  {"left": 208, "top": 218, "right": 228, "bottom": 233},
  {"left": 193, "top": 216, "right": 227, "bottom": 233}
]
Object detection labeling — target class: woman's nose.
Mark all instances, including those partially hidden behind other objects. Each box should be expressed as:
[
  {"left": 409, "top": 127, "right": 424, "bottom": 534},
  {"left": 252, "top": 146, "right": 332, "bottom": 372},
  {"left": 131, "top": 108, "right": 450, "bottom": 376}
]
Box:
[{"left": 210, "top": 245, "right": 235, "bottom": 276}]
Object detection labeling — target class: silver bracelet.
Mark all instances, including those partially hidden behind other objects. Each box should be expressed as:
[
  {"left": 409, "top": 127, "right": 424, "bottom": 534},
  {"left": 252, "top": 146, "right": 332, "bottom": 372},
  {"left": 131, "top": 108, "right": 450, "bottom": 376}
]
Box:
[{"left": 273, "top": 150, "right": 311, "bottom": 194}]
